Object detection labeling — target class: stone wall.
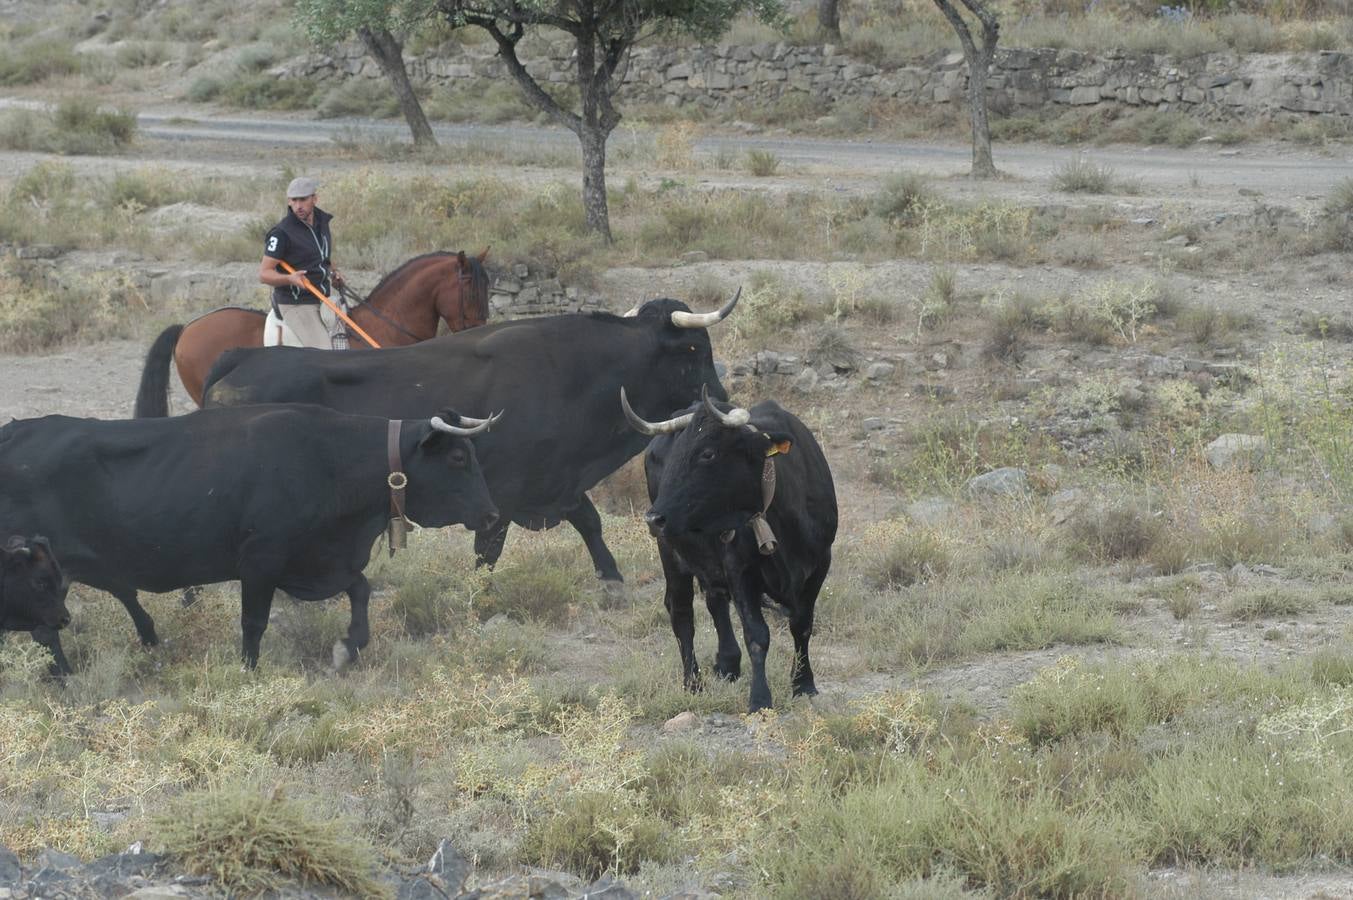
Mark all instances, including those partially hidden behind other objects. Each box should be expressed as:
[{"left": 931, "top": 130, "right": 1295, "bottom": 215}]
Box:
[{"left": 291, "top": 41, "right": 1353, "bottom": 122}]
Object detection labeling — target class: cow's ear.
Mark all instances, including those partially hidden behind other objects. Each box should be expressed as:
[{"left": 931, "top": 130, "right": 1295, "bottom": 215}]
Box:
[{"left": 762, "top": 432, "right": 793, "bottom": 457}]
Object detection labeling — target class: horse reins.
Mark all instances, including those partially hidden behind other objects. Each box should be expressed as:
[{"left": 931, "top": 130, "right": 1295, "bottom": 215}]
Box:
[{"left": 337, "top": 283, "right": 422, "bottom": 344}]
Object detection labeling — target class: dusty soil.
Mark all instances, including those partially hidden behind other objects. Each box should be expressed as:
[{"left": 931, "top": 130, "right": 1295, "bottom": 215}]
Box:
[{"left": 6, "top": 98, "right": 1353, "bottom": 896}]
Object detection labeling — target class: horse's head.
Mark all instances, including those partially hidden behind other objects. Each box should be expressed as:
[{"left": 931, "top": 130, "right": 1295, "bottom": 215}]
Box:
[{"left": 437, "top": 248, "right": 491, "bottom": 332}]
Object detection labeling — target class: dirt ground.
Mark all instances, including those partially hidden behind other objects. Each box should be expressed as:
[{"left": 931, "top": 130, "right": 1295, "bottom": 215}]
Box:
[{"left": 6, "top": 100, "right": 1353, "bottom": 896}]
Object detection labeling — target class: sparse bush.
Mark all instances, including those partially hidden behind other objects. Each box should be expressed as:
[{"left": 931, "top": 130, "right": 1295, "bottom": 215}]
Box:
[
  {"left": 746, "top": 148, "right": 781, "bottom": 176},
  {"left": 521, "top": 791, "right": 677, "bottom": 878},
  {"left": 185, "top": 77, "right": 223, "bottom": 102},
  {"left": 1225, "top": 585, "right": 1317, "bottom": 620},
  {"left": 856, "top": 522, "right": 952, "bottom": 590},
  {"left": 1325, "top": 177, "right": 1353, "bottom": 216},
  {"left": 0, "top": 99, "right": 137, "bottom": 155},
  {"left": 1049, "top": 233, "right": 1105, "bottom": 268},
  {"left": 0, "top": 261, "right": 148, "bottom": 352},
  {"left": 218, "top": 72, "right": 318, "bottom": 110},
  {"left": 1178, "top": 303, "right": 1245, "bottom": 346},
  {"left": 390, "top": 572, "right": 459, "bottom": 637},
  {"left": 729, "top": 269, "right": 817, "bottom": 340},
  {"left": 0, "top": 37, "right": 81, "bottom": 85},
  {"left": 151, "top": 785, "right": 390, "bottom": 898},
  {"left": 655, "top": 121, "right": 700, "bottom": 169},
  {"left": 872, "top": 172, "right": 935, "bottom": 225},
  {"left": 1070, "top": 500, "right": 1162, "bottom": 562},
  {"left": 318, "top": 79, "right": 401, "bottom": 119},
  {"left": 1052, "top": 157, "right": 1120, "bottom": 194}
]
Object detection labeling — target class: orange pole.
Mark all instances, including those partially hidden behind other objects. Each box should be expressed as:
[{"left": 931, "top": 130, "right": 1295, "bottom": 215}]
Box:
[{"left": 277, "top": 260, "right": 381, "bottom": 349}]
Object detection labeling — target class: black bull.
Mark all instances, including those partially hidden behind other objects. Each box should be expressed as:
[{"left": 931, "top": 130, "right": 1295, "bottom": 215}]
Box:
[
  {"left": 627, "top": 390, "right": 838, "bottom": 713},
  {"left": 201, "top": 296, "right": 737, "bottom": 583},
  {"left": 0, "top": 405, "right": 498, "bottom": 668}
]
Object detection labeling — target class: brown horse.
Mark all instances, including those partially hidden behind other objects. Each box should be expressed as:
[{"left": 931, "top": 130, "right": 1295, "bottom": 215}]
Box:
[{"left": 134, "top": 250, "right": 490, "bottom": 417}]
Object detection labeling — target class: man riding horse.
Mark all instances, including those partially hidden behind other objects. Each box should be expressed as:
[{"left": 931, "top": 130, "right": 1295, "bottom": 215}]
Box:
[{"left": 259, "top": 176, "right": 350, "bottom": 349}]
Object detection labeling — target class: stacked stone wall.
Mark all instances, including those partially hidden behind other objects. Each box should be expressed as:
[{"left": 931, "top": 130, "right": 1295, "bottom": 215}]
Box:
[{"left": 291, "top": 41, "right": 1353, "bottom": 121}]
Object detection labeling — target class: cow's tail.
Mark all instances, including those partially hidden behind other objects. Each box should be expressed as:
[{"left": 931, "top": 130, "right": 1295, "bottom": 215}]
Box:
[{"left": 134, "top": 324, "right": 184, "bottom": 418}]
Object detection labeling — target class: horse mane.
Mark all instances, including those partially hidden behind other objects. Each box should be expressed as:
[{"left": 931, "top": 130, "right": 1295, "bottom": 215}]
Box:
[
  {"left": 367, "top": 251, "right": 460, "bottom": 298},
  {"left": 368, "top": 251, "right": 491, "bottom": 323}
]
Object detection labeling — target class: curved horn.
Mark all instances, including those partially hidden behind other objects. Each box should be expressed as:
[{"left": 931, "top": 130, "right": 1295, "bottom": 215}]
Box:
[
  {"left": 620, "top": 387, "right": 694, "bottom": 436},
  {"left": 701, "top": 384, "right": 750, "bottom": 427},
  {"left": 455, "top": 411, "right": 503, "bottom": 428},
  {"left": 429, "top": 412, "right": 501, "bottom": 436},
  {"left": 671, "top": 287, "right": 741, "bottom": 329},
  {"left": 621, "top": 303, "right": 641, "bottom": 317}
]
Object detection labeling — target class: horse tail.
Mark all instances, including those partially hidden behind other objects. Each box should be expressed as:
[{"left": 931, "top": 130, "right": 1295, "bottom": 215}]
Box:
[{"left": 134, "top": 324, "right": 184, "bottom": 418}]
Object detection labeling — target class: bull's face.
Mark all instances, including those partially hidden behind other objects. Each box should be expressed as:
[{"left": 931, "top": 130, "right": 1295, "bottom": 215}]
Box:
[
  {"left": 411, "top": 413, "right": 500, "bottom": 533},
  {"left": 1, "top": 535, "right": 71, "bottom": 631},
  {"left": 625, "top": 295, "right": 736, "bottom": 421},
  {"left": 642, "top": 402, "right": 791, "bottom": 540}
]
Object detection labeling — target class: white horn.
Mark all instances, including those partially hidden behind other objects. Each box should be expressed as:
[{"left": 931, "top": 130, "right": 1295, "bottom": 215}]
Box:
[
  {"left": 622, "top": 303, "right": 641, "bottom": 317},
  {"left": 701, "top": 384, "right": 750, "bottom": 427},
  {"left": 455, "top": 411, "right": 503, "bottom": 428},
  {"left": 429, "top": 412, "right": 500, "bottom": 436},
  {"left": 620, "top": 387, "right": 694, "bottom": 435},
  {"left": 670, "top": 287, "right": 741, "bottom": 329}
]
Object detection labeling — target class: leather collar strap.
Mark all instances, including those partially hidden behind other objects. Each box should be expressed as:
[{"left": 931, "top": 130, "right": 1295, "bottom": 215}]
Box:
[
  {"left": 721, "top": 457, "right": 778, "bottom": 555},
  {"left": 387, "top": 419, "right": 410, "bottom": 556}
]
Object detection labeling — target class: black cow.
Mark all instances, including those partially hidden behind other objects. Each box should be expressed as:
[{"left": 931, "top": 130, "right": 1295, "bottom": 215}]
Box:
[
  {"left": 201, "top": 294, "right": 738, "bottom": 586},
  {"left": 0, "top": 404, "right": 498, "bottom": 668},
  {"left": 623, "top": 387, "right": 837, "bottom": 712},
  {"left": 1, "top": 535, "right": 72, "bottom": 674}
]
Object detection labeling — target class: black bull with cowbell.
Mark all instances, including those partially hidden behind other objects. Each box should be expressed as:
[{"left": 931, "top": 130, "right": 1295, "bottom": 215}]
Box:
[
  {"left": 0, "top": 405, "right": 498, "bottom": 670},
  {"left": 623, "top": 387, "right": 837, "bottom": 713},
  {"left": 201, "top": 295, "right": 739, "bottom": 584}
]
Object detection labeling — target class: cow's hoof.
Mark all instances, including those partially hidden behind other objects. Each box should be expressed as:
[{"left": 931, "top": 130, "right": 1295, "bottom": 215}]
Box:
[
  {"left": 181, "top": 586, "right": 202, "bottom": 608},
  {"left": 331, "top": 640, "right": 357, "bottom": 671}
]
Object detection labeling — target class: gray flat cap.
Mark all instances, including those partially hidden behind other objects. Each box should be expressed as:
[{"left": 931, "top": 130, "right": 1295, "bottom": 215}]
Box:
[{"left": 286, "top": 176, "right": 319, "bottom": 198}]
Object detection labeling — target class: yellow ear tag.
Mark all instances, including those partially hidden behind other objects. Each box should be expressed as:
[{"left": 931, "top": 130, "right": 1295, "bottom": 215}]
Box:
[{"left": 766, "top": 440, "right": 792, "bottom": 457}]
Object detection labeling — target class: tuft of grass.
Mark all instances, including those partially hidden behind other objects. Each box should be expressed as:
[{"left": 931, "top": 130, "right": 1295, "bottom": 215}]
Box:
[
  {"left": 150, "top": 784, "right": 391, "bottom": 898},
  {"left": 1052, "top": 157, "right": 1123, "bottom": 194},
  {"left": 871, "top": 172, "right": 936, "bottom": 225},
  {"left": 318, "top": 79, "right": 402, "bottom": 119},
  {"left": 1224, "top": 585, "right": 1318, "bottom": 621},
  {"left": 0, "top": 37, "right": 81, "bottom": 85},
  {"left": 746, "top": 148, "right": 781, "bottom": 176},
  {"left": 855, "top": 522, "right": 952, "bottom": 590},
  {"left": 0, "top": 99, "right": 137, "bottom": 155},
  {"left": 1069, "top": 500, "right": 1162, "bottom": 562}
]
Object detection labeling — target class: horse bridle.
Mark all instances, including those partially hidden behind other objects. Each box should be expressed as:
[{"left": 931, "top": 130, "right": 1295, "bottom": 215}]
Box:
[{"left": 337, "top": 263, "right": 480, "bottom": 347}]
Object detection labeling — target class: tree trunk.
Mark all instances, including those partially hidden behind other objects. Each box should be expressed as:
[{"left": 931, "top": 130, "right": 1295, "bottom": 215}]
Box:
[
  {"left": 931, "top": 0, "right": 999, "bottom": 178},
  {"left": 818, "top": 0, "right": 841, "bottom": 40},
  {"left": 579, "top": 125, "right": 611, "bottom": 241},
  {"left": 357, "top": 26, "right": 437, "bottom": 149},
  {"left": 966, "top": 44, "right": 996, "bottom": 177}
]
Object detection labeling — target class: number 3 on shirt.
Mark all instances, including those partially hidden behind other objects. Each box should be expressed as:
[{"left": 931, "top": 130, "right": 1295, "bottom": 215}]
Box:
[{"left": 267, "top": 236, "right": 279, "bottom": 253}]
